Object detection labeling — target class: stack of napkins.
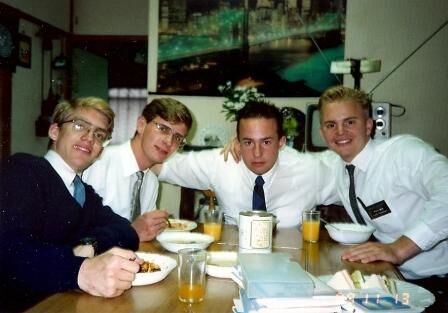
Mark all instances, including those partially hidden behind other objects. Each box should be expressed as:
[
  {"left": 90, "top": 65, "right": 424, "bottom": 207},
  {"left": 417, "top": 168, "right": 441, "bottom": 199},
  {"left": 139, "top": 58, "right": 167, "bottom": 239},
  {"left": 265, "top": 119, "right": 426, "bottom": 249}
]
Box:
[
  {"left": 232, "top": 253, "right": 345, "bottom": 313},
  {"left": 326, "top": 270, "right": 421, "bottom": 313}
]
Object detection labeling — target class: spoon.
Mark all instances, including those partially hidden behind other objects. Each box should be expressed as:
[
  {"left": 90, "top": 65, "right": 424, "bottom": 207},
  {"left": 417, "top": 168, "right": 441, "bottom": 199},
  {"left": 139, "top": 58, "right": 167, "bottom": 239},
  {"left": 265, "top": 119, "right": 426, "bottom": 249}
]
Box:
[
  {"left": 166, "top": 218, "right": 172, "bottom": 228},
  {"left": 319, "top": 217, "right": 341, "bottom": 231}
]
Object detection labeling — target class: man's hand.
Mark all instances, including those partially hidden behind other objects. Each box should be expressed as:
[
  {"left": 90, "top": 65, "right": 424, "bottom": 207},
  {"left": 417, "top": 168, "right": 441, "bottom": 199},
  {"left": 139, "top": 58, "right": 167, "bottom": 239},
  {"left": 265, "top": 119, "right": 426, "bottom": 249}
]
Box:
[
  {"left": 341, "top": 236, "right": 421, "bottom": 265},
  {"left": 77, "top": 247, "right": 141, "bottom": 298},
  {"left": 221, "top": 136, "right": 241, "bottom": 162},
  {"left": 131, "top": 210, "right": 169, "bottom": 242}
]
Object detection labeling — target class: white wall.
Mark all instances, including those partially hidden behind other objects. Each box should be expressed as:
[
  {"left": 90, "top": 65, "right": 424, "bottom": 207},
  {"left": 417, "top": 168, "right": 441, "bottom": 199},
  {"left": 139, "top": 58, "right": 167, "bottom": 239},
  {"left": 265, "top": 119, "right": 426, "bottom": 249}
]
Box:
[
  {"left": 2, "top": 0, "right": 70, "bottom": 32},
  {"left": 345, "top": 0, "right": 448, "bottom": 154},
  {"left": 73, "top": 0, "right": 148, "bottom": 35},
  {"left": 6, "top": 1, "right": 69, "bottom": 155}
]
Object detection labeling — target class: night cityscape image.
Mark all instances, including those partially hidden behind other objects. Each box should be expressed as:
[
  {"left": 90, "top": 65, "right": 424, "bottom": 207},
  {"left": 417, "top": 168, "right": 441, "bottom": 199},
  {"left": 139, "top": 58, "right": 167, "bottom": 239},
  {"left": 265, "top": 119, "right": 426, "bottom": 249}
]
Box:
[{"left": 154, "top": 0, "right": 346, "bottom": 96}]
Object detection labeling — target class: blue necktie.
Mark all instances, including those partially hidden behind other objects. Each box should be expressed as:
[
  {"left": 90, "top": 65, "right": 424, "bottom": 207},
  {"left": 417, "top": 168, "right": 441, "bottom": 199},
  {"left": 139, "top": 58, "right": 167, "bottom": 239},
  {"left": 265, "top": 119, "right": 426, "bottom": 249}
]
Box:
[
  {"left": 252, "top": 176, "right": 266, "bottom": 211},
  {"left": 346, "top": 165, "right": 366, "bottom": 224},
  {"left": 73, "top": 175, "right": 85, "bottom": 207}
]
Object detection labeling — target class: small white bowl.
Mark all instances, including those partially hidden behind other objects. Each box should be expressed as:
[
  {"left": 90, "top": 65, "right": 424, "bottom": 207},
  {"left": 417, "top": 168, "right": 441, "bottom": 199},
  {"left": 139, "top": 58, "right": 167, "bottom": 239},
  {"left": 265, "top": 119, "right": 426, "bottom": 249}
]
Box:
[
  {"left": 206, "top": 251, "right": 238, "bottom": 279},
  {"left": 325, "top": 223, "right": 375, "bottom": 245},
  {"left": 156, "top": 232, "right": 214, "bottom": 253}
]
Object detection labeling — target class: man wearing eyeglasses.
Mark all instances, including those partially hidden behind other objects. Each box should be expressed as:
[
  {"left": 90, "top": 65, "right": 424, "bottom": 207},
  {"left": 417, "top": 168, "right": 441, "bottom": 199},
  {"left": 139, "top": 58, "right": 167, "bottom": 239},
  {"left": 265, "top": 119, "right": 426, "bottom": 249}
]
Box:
[
  {"left": 83, "top": 98, "right": 193, "bottom": 242},
  {"left": 1, "top": 97, "right": 141, "bottom": 312}
]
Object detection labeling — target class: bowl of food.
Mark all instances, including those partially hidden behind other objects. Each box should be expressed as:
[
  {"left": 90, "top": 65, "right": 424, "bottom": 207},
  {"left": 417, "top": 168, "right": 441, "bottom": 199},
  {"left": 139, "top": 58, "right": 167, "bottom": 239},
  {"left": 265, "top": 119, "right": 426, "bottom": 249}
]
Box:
[
  {"left": 156, "top": 232, "right": 214, "bottom": 253},
  {"left": 325, "top": 223, "right": 375, "bottom": 245},
  {"left": 165, "top": 219, "right": 197, "bottom": 232},
  {"left": 132, "top": 252, "right": 177, "bottom": 286}
]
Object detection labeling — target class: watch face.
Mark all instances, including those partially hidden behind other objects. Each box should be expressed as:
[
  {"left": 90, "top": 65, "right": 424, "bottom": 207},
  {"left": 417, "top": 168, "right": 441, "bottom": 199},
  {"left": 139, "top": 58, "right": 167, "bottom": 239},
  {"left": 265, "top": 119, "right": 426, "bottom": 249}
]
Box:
[{"left": 0, "top": 24, "right": 14, "bottom": 58}]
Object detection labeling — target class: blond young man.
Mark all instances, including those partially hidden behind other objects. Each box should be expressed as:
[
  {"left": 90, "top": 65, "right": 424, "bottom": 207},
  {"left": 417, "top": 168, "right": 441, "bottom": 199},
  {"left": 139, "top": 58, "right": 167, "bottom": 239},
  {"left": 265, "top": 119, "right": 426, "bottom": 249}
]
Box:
[{"left": 1, "top": 98, "right": 141, "bottom": 312}]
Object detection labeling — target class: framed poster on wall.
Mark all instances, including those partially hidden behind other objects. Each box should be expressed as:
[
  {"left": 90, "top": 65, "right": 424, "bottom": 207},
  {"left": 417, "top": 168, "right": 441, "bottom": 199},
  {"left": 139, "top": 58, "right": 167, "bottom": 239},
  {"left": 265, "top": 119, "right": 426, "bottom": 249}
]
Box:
[
  {"left": 148, "top": 0, "right": 346, "bottom": 97},
  {"left": 17, "top": 34, "right": 31, "bottom": 68}
]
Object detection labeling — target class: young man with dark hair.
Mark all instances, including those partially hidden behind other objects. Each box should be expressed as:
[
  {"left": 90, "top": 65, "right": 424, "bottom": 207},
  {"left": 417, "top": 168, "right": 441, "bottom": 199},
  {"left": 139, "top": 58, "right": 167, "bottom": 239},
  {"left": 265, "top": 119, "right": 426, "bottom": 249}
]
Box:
[{"left": 152, "top": 100, "right": 337, "bottom": 227}]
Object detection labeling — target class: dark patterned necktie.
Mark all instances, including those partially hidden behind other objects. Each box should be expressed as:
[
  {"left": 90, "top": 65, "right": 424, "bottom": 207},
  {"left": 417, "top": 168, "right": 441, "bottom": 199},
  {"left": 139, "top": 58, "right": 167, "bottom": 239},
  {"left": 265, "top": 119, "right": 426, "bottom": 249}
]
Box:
[
  {"left": 73, "top": 175, "right": 85, "bottom": 207},
  {"left": 346, "top": 165, "right": 366, "bottom": 224},
  {"left": 252, "top": 176, "right": 267, "bottom": 211},
  {"left": 131, "top": 171, "right": 144, "bottom": 221}
]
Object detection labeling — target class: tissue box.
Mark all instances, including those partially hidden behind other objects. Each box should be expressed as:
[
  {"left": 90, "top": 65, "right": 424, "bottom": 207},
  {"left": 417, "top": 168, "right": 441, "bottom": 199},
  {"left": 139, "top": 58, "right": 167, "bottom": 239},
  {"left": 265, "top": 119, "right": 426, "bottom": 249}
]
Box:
[{"left": 239, "top": 253, "right": 315, "bottom": 298}]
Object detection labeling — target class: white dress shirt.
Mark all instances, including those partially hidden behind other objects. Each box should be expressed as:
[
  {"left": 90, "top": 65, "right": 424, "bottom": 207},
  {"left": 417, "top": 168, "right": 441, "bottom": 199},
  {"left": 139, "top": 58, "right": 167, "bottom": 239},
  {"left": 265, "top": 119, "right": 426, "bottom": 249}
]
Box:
[
  {"left": 334, "top": 135, "right": 448, "bottom": 279},
  {"left": 159, "top": 146, "right": 337, "bottom": 228},
  {"left": 44, "top": 150, "right": 79, "bottom": 196},
  {"left": 83, "top": 140, "right": 159, "bottom": 221}
]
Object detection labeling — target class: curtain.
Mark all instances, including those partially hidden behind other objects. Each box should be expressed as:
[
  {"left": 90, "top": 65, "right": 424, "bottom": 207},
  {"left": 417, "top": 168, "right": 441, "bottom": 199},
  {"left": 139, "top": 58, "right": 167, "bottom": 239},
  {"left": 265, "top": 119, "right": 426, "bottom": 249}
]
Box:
[{"left": 108, "top": 88, "right": 147, "bottom": 144}]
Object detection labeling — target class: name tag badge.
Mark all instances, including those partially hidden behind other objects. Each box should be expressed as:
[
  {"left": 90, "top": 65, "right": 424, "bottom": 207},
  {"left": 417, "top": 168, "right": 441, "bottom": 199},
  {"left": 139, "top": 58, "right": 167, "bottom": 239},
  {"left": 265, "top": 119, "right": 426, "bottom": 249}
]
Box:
[{"left": 364, "top": 200, "right": 392, "bottom": 220}]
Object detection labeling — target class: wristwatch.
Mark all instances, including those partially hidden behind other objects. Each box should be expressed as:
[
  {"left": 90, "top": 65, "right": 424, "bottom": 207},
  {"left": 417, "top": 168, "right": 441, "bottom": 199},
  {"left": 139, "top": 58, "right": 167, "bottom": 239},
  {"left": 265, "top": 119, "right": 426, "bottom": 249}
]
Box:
[{"left": 78, "top": 237, "right": 98, "bottom": 256}]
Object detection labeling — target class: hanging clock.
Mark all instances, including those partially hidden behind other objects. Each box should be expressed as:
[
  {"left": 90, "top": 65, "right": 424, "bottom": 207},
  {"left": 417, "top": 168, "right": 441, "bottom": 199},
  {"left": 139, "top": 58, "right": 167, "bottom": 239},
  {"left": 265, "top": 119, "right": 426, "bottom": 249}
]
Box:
[
  {"left": 0, "top": 17, "right": 18, "bottom": 70},
  {"left": 0, "top": 24, "right": 14, "bottom": 58}
]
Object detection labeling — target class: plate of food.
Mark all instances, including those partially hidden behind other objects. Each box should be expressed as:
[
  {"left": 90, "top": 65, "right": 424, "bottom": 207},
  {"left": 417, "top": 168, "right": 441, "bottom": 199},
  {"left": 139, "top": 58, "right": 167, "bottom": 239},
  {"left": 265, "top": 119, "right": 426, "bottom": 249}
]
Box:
[
  {"left": 206, "top": 251, "right": 238, "bottom": 279},
  {"left": 165, "top": 219, "right": 197, "bottom": 232},
  {"left": 157, "top": 232, "right": 214, "bottom": 253},
  {"left": 319, "top": 270, "right": 435, "bottom": 312},
  {"left": 132, "top": 252, "right": 177, "bottom": 286}
]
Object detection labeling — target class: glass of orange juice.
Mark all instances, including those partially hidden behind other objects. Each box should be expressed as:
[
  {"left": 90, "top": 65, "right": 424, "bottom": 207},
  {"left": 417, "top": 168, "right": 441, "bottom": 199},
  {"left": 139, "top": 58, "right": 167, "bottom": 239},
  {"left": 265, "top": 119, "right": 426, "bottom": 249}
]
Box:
[
  {"left": 203, "top": 209, "right": 223, "bottom": 241},
  {"left": 178, "top": 248, "right": 207, "bottom": 303},
  {"left": 302, "top": 210, "right": 321, "bottom": 243}
]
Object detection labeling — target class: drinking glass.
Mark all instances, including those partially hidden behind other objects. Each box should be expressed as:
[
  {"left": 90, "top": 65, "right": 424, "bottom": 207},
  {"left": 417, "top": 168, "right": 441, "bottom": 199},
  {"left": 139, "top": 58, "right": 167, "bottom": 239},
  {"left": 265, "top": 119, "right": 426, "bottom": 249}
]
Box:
[
  {"left": 302, "top": 210, "right": 321, "bottom": 243},
  {"left": 203, "top": 209, "right": 223, "bottom": 241},
  {"left": 178, "top": 248, "right": 207, "bottom": 303}
]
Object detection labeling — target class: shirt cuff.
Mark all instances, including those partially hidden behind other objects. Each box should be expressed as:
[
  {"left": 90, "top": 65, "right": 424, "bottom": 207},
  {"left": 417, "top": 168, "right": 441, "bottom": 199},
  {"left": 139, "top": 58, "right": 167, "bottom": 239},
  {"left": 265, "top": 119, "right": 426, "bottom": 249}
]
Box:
[{"left": 404, "top": 222, "right": 438, "bottom": 251}]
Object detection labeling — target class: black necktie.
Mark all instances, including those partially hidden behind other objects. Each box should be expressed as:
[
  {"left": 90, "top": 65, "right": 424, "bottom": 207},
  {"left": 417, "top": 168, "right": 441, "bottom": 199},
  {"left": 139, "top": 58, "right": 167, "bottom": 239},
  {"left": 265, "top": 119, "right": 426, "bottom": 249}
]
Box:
[
  {"left": 131, "top": 171, "right": 144, "bottom": 221},
  {"left": 73, "top": 175, "right": 85, "bottom": 207},
  {"left": 252, "top": 176, "right": 266, "bottom": 211},
  {"left": 346, "top": 165, "right": 366, "bottom": 224}
]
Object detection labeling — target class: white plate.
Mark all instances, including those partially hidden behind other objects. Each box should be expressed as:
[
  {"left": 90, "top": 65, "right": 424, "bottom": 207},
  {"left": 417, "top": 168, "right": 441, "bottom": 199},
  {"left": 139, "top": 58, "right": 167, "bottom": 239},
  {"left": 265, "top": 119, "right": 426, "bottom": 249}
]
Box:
[
  {"left": 165, "top": 219, "right": 197, "bottom": 232},
  {"left": 206, "top": 251, "right": 238, "bottom": 279},
  {"left": 157, "top": 232, "right": 214, "bottom": 253},
  {"left": 132, "top": 252, "right": 177, "bottom": 286},
  {"left": 318, "top": 275, "right": 435, "bottom": 311}
]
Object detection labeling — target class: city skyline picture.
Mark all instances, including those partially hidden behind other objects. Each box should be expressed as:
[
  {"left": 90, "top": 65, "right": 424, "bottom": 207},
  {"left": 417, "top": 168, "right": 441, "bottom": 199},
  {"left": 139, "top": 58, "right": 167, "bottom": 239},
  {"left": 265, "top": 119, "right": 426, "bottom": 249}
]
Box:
[{"left": 152, "top": 0, "right": 346, "bottom": 97}]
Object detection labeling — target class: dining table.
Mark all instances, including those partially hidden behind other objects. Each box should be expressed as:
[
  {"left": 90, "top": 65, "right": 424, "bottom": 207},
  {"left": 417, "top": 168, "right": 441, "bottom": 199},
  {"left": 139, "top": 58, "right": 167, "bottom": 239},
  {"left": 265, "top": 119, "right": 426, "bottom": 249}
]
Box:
[{"left": 24, "top": 224, "right": 402, "bottom": 313}]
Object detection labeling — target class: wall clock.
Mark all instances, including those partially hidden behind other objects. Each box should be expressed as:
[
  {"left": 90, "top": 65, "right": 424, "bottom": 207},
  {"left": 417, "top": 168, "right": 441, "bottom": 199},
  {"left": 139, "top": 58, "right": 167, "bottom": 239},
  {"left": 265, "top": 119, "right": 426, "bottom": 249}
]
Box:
[
  {"left": 0, "top": 17, "right": 18, "bottom": 70},
  {"left": 0, "top": 24, "right": 14, "bottom": 58}
]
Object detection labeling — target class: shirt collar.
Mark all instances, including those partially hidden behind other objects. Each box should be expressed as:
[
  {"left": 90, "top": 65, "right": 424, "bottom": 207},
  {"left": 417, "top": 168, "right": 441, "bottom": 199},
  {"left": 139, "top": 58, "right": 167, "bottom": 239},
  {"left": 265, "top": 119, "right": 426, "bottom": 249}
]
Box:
[
  {"left": 44, "top": 150, "right": 78, "bottom": 188},
  {"left": 245, "top": 158, "right": 279, "bottom": 187},
  {"left": 120, "top": 140, "right": 144, "bottom": 177},
  {"left": 348, "top": 139, "right": 375, "bottom": 172}
]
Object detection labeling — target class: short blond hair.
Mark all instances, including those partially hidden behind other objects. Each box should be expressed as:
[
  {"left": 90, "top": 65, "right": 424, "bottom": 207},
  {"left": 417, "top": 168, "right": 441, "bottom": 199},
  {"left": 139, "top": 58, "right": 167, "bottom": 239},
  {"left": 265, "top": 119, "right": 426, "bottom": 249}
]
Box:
[
  {"left": 52, "top": 97, "right": 115, "bottom": 136},
  {"left": 318, "top": 85, "right": 371, "bottom": 118}
]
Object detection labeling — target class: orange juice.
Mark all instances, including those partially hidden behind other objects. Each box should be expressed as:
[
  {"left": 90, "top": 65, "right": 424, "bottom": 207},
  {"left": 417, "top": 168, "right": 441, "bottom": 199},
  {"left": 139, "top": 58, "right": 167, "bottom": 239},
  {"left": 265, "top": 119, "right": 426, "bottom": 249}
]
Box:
[
  {"left": 178, "top": 283, "right": 205, "bottom": 303},
  {"left": 302, "top": 220, "right": 320, "bottom": 242},
  {"left": 203, "top": 222, "right": 222, "bottom": 241}
]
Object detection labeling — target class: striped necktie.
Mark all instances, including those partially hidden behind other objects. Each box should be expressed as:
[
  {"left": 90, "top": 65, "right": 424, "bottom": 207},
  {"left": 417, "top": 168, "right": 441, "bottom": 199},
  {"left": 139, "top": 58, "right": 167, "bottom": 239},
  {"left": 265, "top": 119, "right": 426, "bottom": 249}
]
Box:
[
  {"left": 346, "top": 165, "right": 366, "bottom": 224},
  {"left": 252, "top": 176, "right": 267, "bottom": 211},
  {"left": 73, "top": 175, "right": 85, "bottom": 207},
  {"left": 131, "top": 171, "right": 144, "bottom": 221}
]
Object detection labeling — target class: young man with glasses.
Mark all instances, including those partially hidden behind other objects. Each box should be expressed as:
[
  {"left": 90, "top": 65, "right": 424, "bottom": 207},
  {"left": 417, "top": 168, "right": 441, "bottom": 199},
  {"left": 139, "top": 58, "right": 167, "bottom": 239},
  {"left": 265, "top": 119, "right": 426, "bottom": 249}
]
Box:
[
  {"left": 151, "top": 100, "right": 337, "bottom": 228},
  {"left": 83, "top": 98, "right": 193, "bottom": 242},
  {"left": 0, "top": 97, "right": 141, "bottom": 312}
]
